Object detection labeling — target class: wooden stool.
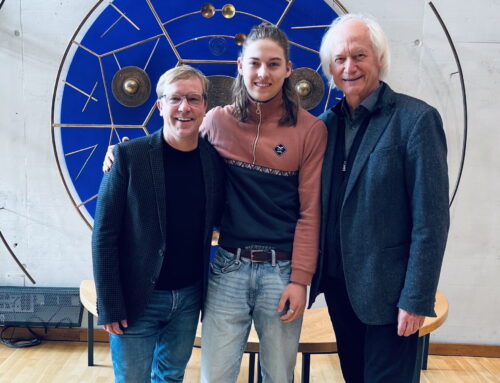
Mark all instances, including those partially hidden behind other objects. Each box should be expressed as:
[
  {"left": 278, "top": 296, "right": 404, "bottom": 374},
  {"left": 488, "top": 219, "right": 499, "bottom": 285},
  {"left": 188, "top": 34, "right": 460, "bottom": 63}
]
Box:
[{"left": 80, "top": 280, "right": 448, "bottom": 382}]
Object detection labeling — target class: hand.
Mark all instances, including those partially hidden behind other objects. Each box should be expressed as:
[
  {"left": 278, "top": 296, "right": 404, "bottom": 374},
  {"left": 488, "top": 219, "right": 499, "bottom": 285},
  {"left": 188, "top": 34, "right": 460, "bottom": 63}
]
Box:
[
  {"left": 277, "top": 282, "right": 306, "bottom": 323},
  {"left": 102, "top": 137, "right": 129, "bottom": 172},
  {"left": 103, "top": 319, "right": 128, "bottom": 335},
  {"left": 397, "top": 308, "right": 425, "bottom": 337}
]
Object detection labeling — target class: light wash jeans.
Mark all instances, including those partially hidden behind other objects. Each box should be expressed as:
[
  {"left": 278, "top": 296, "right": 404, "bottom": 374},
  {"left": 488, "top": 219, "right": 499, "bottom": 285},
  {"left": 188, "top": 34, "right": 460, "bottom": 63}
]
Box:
[
  {"left": 110, "top": 283, "right": 201, "bottom": 382},
  {"left": 201, "top": 247, "right": 302, "bottom": 383}
]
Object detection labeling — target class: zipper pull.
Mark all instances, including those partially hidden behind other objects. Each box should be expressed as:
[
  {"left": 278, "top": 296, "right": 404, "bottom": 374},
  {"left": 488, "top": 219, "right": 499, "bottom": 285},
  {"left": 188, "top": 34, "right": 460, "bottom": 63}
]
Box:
[{"left": 342, "top": 161, "right": 347, "bottom": 172}]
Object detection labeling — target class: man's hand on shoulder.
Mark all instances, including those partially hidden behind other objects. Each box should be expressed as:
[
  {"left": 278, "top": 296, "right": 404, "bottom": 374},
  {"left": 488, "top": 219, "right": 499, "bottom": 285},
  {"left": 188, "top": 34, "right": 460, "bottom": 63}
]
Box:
[
  {"left": 397, "top": 308, "right": 425, "bottom": 337},
  {"left": 278, "top": 282, "right": 306, "bottom": 323},
  {"left": 103, "top": 319, "right": 128, "bottom": 335},
  {"left": 102, "top": 137, "right": 129, "bottom": 172}
]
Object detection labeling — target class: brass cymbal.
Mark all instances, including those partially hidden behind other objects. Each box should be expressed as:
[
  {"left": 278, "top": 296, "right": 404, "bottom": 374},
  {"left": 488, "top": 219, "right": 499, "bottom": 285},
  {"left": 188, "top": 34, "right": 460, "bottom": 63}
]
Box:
[
  {"left": 201, "top": 3, "right": 215, "bottom": 18},
  {"left": 234, "top": 33, "right": 246, "bottom": 46},
  {"left": 289, "top": 67, "right": 325, "bottom": 110},
  {"left": 221, "top": 4, "right": 236, "bottom": 19},
  {"left": 111, "top": 66, "right": 151, "bottom": 107},
  {"left": 206, "top": 75, "right": 234, "bottom": 111}
]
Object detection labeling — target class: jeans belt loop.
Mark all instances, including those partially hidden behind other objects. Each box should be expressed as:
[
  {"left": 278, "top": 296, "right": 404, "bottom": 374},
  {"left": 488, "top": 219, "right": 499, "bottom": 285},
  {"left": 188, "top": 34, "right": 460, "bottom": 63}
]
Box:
[
  {"left": 271, "top": 249, "right": 276, "bottom": 267},
  {"left": 235, "top": 248, "right": 241, "bottom": 264}
]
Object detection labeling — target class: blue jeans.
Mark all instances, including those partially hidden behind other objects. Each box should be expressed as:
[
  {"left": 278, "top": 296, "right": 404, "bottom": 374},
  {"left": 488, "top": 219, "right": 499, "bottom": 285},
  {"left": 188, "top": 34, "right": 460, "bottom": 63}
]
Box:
[
  {"left": 110, "top": 283, "right": 201, "bottom": 382},
  {"left": 201, "top": 247, "right": 302, "bottom": 383}
]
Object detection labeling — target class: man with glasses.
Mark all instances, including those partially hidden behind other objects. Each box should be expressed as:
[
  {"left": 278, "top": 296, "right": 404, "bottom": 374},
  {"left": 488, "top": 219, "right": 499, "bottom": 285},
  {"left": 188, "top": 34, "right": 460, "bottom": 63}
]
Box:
[{"left": 92, "top": 65, "right": 225, "bottom": 382}]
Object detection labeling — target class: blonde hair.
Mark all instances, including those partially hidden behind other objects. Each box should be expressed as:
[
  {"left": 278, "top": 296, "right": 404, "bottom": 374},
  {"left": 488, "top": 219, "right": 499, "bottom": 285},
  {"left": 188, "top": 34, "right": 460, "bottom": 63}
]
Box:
[{"left": 156, "top": 65, "right": 209, "bottom": 98}]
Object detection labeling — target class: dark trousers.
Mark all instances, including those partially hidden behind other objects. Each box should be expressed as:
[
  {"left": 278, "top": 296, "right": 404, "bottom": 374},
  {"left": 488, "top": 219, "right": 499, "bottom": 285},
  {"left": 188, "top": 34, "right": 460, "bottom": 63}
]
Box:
[{"left": 322, "top": 275, "right": 419, "bottom": 383}]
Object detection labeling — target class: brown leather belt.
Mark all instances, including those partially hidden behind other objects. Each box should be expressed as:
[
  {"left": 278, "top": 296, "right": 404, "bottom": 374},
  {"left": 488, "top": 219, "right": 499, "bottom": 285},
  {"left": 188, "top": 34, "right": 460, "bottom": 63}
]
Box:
[{"left": 222, "top": 247, "right": 291, "bottom": 262}]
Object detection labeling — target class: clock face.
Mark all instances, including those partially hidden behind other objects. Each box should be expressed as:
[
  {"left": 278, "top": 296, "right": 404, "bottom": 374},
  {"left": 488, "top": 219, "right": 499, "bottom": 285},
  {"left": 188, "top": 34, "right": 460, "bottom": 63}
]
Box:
[{"left": 51, "top": 0, "right": 344, "bottom": 227}]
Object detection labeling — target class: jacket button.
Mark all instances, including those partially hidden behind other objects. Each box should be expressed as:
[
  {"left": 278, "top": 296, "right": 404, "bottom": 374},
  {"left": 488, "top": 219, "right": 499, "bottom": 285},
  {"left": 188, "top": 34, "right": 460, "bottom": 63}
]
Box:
[
  {"left": 151, "top": 278, "right": 156, "bottom": 285},
  {"left": 158, "top": 249, "right": 164, "bottom": 257}
]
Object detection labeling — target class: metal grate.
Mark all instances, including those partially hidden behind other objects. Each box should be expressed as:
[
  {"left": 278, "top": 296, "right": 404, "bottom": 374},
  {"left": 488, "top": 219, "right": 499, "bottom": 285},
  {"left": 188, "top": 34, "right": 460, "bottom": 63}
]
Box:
[{"left": 0, "top": 286, "right": 83, "bottom": 328}]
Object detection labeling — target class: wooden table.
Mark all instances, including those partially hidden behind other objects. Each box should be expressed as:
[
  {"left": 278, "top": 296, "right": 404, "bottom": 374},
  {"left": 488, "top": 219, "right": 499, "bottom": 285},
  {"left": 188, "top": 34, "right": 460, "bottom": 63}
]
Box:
[
  {"left": 194, "top": 290, "right": 448, "bottom": 383},
  {"left": 414, "top": 290, "right": 449, "bottom": 383},
  {"left": 80, "top": 280, "right": 448, "bottom": 382}
]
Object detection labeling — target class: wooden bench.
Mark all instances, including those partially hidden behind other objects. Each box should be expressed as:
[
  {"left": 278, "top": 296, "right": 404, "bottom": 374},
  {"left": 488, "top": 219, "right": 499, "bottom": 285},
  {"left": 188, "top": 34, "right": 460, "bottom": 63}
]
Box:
[{"left": 80, "top": 280, "right": 448, "bottom": 382}]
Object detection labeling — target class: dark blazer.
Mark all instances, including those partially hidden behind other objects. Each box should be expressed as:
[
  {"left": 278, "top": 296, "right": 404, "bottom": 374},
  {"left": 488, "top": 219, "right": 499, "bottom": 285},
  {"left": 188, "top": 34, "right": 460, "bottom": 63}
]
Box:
[
  {"left": 92, "top": 129, "right": 225, "bottom": 326},
  {"left": 309, "top": 83, "right": 450, "bottom": 325}
]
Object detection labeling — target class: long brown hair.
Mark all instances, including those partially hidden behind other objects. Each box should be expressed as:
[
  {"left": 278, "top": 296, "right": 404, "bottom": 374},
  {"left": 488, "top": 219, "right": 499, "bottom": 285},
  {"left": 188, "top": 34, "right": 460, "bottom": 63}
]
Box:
[{"left": 232, "top": 23, "right": 299, "bottom": 126}]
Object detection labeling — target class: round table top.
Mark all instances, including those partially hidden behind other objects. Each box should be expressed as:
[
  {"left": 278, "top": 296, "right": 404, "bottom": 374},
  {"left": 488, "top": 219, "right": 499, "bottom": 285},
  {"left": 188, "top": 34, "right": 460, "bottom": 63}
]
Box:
[
  {"left": 193, "top": 290, "right": 449, "bottom": 353},
  {"left": 80, "top": 280, "right": 448, "bottom": 354},
  {"left": 80, "top": 279, "right": 98, "bottom": 316}
]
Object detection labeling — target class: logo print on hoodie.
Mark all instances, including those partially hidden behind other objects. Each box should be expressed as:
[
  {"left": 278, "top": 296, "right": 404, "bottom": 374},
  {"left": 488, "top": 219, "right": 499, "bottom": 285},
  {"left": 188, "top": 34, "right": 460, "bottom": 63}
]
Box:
[{"left": 274, "top": 144, "right": 287, "bottom": 156}]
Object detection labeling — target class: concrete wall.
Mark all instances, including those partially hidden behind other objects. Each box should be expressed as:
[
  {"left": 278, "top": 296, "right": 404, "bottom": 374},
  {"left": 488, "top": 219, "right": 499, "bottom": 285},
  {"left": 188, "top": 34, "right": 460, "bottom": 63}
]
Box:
[{"left": 1, "top": 0, "right": 499, "bottom": 345}]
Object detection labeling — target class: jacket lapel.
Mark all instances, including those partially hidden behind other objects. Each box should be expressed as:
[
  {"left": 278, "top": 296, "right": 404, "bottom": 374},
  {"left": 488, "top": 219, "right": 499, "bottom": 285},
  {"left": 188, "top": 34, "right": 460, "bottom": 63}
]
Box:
[
  {"left": 343, "top": 85, "right": 396, "bottom": 204},
  {"left": 149, "top": 130, "right": 167, "bottom": 239}
]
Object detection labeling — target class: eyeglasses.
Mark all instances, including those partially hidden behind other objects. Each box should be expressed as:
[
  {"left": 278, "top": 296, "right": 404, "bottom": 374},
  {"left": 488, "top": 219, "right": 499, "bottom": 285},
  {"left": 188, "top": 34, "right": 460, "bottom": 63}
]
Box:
[{"left": 160, "top": 93, "right": 206, "bottom": 107}]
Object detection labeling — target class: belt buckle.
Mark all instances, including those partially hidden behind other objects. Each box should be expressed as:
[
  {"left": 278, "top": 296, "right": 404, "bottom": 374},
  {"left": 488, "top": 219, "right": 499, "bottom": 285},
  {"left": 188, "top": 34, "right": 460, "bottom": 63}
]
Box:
[{"left": 249, "top": 249, "right": 266, "bottom": 262}]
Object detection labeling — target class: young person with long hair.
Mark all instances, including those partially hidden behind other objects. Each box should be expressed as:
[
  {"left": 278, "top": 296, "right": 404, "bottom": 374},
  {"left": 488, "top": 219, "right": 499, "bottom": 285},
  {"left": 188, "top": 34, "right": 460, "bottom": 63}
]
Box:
[{"left": 199, "top": 23, "right": 326, "bottom": 383}]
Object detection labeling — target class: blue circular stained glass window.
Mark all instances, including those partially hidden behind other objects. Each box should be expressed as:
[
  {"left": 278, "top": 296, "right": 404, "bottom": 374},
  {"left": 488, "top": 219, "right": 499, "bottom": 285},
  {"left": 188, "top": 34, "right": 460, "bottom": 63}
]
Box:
[{"left": 51, "top": 0, "right": 344, "bottom": 227}]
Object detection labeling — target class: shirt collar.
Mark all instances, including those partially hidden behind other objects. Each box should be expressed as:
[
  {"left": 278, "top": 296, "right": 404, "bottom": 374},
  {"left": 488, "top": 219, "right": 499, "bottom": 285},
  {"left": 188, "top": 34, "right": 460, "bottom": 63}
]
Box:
[
  {"left": 247, "top": 91, "right": 284, "bottom": 122},
  {"left": 341, "top": 82, "right": 382, "bottom": 119},
  {"left": 361, "top": 83, "right": 382, "bottom": 112}
]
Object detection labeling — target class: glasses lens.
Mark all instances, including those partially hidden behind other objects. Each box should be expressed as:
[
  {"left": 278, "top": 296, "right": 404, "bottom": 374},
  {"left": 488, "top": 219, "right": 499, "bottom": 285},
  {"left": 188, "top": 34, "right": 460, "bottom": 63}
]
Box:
[
  {"left": 166, "top": 95, "right": 182, "bottom": 105},
  {"left": 186, "top": 94, "right": 203, "bottom": 106},
  {"left": 164, "top": 94, "right": 204, "bottom": 106}
]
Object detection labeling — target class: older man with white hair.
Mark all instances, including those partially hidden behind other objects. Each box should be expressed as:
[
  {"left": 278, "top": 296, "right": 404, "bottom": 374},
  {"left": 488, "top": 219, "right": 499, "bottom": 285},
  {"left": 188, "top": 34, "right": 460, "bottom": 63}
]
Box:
[{"left": 309, "top": 14, "right": 450, "bottom": 382}]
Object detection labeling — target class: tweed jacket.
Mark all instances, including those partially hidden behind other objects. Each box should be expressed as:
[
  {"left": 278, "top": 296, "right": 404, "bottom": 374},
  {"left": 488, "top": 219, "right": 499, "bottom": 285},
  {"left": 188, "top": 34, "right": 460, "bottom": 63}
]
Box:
[
  {"left": 309, "top": 83, "right": 450, "bottom": 325},
  {"left": 92, "top": 129, "right": 225, "bottom": 325}
]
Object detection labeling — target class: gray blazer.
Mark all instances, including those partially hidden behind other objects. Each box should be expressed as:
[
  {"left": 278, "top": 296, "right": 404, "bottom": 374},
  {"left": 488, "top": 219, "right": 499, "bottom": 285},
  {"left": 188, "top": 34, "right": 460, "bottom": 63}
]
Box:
[
  {"left": 309, "top": 83, "right": 450, "bottom": 325},
  {"left": 92, "top": 129, "right": 225, "bottom": 325}
]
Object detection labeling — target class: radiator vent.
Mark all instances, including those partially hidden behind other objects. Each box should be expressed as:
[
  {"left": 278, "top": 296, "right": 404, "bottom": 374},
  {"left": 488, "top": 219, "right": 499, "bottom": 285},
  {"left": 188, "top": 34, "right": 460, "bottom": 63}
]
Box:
[{"left": 0, "top": 287, "right": 83, "bottom": 328}]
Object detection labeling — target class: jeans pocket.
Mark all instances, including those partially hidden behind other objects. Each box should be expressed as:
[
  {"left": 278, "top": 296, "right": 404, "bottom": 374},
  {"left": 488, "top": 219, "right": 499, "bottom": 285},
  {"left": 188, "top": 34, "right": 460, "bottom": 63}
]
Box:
[
  {"left": 209, "top": 248, "right": 242, "bottom": 275},
  {"left": 210, "top": 251, "right": 227, "bottom": 272},
  {"left": 221, "top": 261, "right": 242, "bottom": 273},
  {"left": 210, "top": 260, "right": 242, "bottom": 275}
]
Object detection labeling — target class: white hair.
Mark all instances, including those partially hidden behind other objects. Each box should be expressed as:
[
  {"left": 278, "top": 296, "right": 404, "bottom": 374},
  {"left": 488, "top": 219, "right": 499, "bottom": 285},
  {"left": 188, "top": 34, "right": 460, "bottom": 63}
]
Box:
[{"left": 319, "top": 13, "right": 391, "bottom": 88}]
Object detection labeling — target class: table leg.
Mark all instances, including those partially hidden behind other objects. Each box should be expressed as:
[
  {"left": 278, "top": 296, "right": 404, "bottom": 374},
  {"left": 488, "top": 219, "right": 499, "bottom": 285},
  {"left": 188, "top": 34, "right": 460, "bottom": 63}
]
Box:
[
  {"left": 87, "top": 310, "right": 94, "bottom": 366},
  {"left": 412, "top": 336, "right": 425, "bottom": 383},
  {"left": 422, "top": 334, "right": 430, "bottom": 370},
  {"left": 301, "top": 353, "right": 310, "bottom": 383},
  {"left": 257, "top": 354, "right": 262, "bottom": 383},
  {"left": 248, "top": 353, "right": 256, "bottom": 383}
]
